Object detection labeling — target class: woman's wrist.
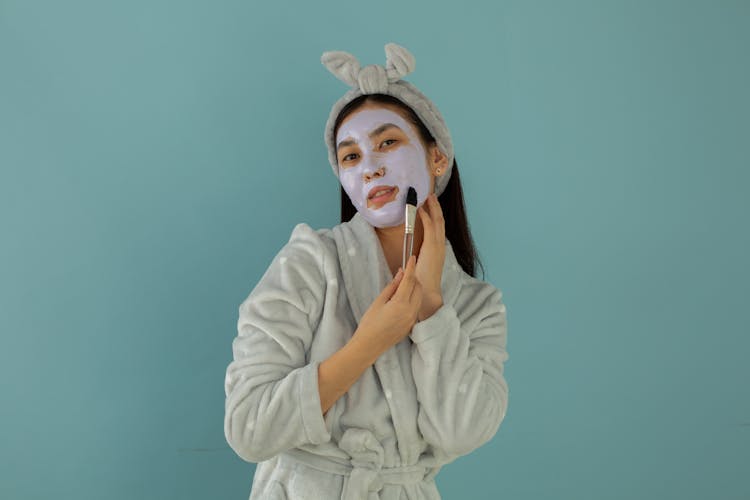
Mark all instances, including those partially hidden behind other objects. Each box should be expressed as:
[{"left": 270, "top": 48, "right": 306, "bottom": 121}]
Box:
[{"left": 417, "top": 293, "right": 443, "bottom": 322}]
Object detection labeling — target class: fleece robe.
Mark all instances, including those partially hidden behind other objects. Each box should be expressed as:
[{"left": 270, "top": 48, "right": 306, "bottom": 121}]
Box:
[{"left": 224, "top": 211, "right": 509, "bottom": 499}]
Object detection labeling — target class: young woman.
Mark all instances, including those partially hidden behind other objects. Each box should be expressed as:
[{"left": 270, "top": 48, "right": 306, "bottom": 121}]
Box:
[{"left": 224, "top": 42, "right": 509, "bottom": 500}]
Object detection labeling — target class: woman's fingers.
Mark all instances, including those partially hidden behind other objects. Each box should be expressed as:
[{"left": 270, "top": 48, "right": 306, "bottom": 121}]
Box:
[
  {"left": 428, "top": 193, "right": 445, "bottom": 242},
  {"left": 418, "top": 205, "right": 434, "bottom": 243},
  {"left": 380, "top": 267, "right": 403, "bottom": 303},
  {"left": 420, "top": 193, "right": 445, "bottom": 243},
  {"left": 395, "top": 255, "right": 422, "bottom": 315},
  {"left": 393, "top": 255, "right": 417, "bottom": 302}
]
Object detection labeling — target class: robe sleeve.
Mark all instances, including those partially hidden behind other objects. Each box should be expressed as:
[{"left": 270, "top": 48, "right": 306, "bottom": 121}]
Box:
[
  {"left": 409, "top": 281, "right": 509, "bottom": 458},
  {"left": 224, "top": 223, "right": 332, "bottom": 463}
]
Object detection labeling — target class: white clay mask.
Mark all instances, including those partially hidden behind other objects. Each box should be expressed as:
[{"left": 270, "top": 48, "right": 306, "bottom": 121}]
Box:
[{"left": 336, "top": 108, "right": 431, "bottom": 228}]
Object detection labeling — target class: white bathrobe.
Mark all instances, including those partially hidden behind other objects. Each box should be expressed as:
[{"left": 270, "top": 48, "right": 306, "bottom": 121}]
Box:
[{"left": 224, "top": 211, "right": 509, "bottom": 499}]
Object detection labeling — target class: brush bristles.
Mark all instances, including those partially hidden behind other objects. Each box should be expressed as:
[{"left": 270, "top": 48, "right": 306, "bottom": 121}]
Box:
[{"left": 406, "top": 186, "right": 417, "bottom": 206}]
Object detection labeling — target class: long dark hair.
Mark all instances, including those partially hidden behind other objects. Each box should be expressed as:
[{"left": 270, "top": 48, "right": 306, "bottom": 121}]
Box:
[{"left": 334, "top": 93, "right": 485, "bottom": 280}]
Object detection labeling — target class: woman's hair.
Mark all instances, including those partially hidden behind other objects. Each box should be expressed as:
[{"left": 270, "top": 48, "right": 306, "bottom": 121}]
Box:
[{"left": 334, "top": 93, "right": 485, "bottom": 280}]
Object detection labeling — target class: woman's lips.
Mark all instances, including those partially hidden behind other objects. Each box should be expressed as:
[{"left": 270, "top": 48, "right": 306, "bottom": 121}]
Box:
[{"left": 368, "top": 186, "right": 399, "bottom": 209}]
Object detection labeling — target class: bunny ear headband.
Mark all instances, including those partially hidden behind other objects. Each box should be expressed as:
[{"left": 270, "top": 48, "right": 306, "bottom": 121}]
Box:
[{"left": 321, "top": 42, "right": 455, "bottom": 197}]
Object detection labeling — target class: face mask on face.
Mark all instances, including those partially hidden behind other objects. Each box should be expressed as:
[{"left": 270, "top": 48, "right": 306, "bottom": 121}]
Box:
[{"left": 336, "top": 107, "right": 432, "bottom": 228}]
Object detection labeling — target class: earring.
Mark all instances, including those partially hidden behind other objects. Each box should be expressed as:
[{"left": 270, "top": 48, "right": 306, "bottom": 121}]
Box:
[{"left": 436, "top": 168, "right": 442, "bottom": 174}]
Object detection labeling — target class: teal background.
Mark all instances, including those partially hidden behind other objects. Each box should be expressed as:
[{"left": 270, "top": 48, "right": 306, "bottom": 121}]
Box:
[{"left": 1, "top": 0, "right": 748, "bottom": 498}]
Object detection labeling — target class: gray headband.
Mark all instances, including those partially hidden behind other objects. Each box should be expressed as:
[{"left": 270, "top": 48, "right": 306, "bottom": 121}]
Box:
[{"left": 321, "top": 42, "right": 455, "bottom": 197}]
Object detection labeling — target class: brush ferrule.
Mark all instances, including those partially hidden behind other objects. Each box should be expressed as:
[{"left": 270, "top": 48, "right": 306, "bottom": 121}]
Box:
[{"left": 404, "top": 205, "right": 416, "bottom": 233}]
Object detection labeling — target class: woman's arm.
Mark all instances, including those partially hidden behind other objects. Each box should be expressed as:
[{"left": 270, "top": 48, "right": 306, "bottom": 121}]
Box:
[
  {"left": 409, "top": 282, "right": 509, "bottom": 459},
  {"left": 318, "top": 333, "right": 384, "bottom": 415},
  {"left": 224, "top": 223, "right": 335, "bottom": 463}
]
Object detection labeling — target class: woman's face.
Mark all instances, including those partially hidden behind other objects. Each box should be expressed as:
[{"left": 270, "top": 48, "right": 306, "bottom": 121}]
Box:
[{"left": 335, "top": 104, "right": 432, "bottom": 228}]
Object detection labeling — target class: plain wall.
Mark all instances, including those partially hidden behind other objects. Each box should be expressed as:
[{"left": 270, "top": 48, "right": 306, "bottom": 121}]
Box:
[{"left": 1, "top": 1, "right": 748, "bottom": 498}]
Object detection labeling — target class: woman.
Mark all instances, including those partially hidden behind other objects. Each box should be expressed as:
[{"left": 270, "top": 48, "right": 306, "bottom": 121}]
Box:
[{"left": 224, "top": 42, "right": 509, "bottom": 500}]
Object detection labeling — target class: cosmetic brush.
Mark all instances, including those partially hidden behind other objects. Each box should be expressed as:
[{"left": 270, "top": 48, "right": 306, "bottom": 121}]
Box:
[{"left": 402, "top": 187, "right": 417, "bottom": 269}]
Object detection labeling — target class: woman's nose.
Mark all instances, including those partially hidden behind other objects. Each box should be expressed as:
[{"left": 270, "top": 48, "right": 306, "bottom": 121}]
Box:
[{"left": 364, "top": 166, "right": 385, "bottom": 182}]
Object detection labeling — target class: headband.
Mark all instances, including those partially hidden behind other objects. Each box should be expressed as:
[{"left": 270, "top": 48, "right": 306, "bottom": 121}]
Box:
[{"left": 321, "top": 42, "right": 455, "bottom": 196}]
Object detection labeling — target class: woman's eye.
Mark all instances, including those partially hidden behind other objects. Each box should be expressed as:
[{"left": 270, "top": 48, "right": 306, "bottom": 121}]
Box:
[
  {"left": 381, "top": 139, "right": 397, "bottom": 148},
  {"left": 342, "top": 153, "right": 358, "bottom": 162}
]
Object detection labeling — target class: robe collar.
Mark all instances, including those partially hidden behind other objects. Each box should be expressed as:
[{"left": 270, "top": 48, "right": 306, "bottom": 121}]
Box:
[{"left": 331, "top": 211, "right": 463, "bottom": 325}]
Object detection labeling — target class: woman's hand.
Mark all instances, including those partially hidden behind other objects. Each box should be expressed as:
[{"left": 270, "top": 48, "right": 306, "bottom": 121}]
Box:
[
  {"left": 353, "top": 255, "right": 423, "bottom": 354},
  {"left": 415, "top": 193, "right": 446, "bottom": 321}
]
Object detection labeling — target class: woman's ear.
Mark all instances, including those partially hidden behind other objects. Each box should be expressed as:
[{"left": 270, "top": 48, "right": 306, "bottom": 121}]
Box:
[{"left": 428, "top": 143, "right": 449, "bottom": 176}]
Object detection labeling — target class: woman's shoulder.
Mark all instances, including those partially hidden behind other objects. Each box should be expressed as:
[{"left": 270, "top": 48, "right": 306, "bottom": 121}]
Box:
[
  {"left": 278, "top": 222, "right": 340, "bottom": 272},
  {"left": 453, "top": 269, "right": 506, "bottom": 320},
  {"left": 286, "top": 221, "right": 337, "bottom": 251}
]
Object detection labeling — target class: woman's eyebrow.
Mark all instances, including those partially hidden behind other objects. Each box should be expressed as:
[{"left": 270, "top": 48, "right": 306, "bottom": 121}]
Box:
[
  {"left": 369, "top": 122, "right": 402, "bottom": 138},
  {"left": 337, "top": 123, "right": 403, "bottom": 149}
]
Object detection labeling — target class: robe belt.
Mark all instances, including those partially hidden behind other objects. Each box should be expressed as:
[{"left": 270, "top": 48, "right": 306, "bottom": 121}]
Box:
[{"left": 280, "top": 428, "right": 430, "bottom": 499}]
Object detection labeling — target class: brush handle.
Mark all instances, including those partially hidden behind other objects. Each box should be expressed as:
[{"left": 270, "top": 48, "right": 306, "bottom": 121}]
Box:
[{"left": 402, "top": 233, "right": 414, "bottom": 269}]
